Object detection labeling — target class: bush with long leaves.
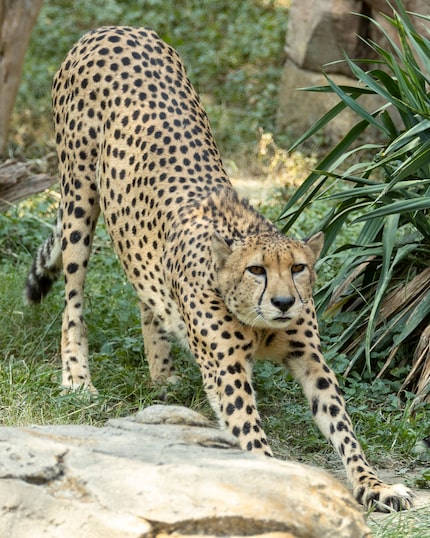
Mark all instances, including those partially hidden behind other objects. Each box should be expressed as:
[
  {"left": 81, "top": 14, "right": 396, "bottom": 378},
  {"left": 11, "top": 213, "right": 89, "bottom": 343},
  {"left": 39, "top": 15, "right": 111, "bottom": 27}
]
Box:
[{"left": 280, "top": 0, "right": 430, "bottom": 403}]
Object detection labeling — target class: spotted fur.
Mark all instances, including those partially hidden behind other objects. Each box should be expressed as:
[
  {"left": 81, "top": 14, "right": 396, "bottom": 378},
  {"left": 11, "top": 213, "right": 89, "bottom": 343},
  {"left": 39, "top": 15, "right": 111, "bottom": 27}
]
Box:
[{"left": 25, "top": 26, "right": 413, "bottom": 511}]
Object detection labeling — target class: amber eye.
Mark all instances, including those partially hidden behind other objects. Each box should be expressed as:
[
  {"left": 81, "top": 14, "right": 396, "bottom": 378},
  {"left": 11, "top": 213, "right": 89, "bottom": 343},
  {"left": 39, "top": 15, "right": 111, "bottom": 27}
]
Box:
[
  {"left": 247, "top": 265, "right": 266, "bottom": 276},
  {"left": 291, "top": 263, "right": 306, "bottom": 274}
]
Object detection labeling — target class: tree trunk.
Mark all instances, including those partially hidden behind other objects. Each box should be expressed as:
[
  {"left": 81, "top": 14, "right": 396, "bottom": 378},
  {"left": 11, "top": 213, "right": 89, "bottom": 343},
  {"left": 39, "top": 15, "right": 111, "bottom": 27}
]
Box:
[{"left": 0, "top": 0, "right": 44, "bottom": 155}]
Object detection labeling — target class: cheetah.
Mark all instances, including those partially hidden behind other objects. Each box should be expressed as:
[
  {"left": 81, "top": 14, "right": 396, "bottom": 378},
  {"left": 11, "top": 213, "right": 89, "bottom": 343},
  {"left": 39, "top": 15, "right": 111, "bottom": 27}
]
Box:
[{"left": 25, "top": 26, "right": 413, "bottom": 511}]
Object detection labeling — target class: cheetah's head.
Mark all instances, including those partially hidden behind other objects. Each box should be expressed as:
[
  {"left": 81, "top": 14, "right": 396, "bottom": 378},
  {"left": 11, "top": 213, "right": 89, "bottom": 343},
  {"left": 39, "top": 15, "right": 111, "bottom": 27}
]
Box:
[{"left": 212, "top": 231, "right": 324, "bottom": 329}]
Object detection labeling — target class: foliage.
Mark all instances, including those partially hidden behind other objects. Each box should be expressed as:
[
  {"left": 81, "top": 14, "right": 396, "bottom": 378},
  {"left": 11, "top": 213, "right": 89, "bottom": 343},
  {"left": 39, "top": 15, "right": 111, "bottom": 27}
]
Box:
[
  {"left": 12, "top": 0, "right": 288, "bottom": 159},
  {"left": 280, "top": 1, "right": 430, "bottom": 396}
]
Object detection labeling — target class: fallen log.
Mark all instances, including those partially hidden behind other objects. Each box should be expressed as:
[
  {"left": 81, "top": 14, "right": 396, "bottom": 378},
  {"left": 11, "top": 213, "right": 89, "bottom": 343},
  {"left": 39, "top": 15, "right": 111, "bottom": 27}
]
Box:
[{"left": 0, "top": 159, "right": 56, "bottom": 211}]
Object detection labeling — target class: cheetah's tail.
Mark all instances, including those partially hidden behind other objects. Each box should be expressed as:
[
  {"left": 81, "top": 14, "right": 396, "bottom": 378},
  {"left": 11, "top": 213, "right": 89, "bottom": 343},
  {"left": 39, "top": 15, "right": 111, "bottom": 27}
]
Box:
[{"left": 24, "top": 215, "right": 63, "bottom": 304}]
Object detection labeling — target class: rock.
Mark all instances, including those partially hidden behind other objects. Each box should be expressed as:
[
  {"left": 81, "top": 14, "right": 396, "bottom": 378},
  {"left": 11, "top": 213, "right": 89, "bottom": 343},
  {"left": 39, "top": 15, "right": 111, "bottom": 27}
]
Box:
[
  {"left": 0, "top": 405, "right": 371, "bottom": 538},
  {"left": 285, "top": 0, "right": 363, "bottom": 76},
  {"left": 277, "top": 60, "right": 384, "bottom": 146}
]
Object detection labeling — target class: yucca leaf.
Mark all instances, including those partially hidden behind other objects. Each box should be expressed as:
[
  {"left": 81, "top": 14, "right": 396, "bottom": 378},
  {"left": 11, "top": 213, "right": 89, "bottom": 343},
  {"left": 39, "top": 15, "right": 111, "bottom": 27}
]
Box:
[
  {"left": 281, "top": 121, "right": 369, "bottom": 230},
  {"left": 370, "top": 69, "right": 402, "bottom": 100},
  {"left": 296, "top": 84, "right": 375, "bottom": 95},
  {"left": 356, "top": 217, "right": 385, "bottom": 245},
  {"left": 392, "top": 289, "right": 430, "bottom": 348},
  {"left": 322, "top": 179, "right": 430, "bottom": 201},
  {"left": 355, "top": 197, "right": 430, "bottom": 221},
  {"left": 380, "top": 109, "right": 400, "bottom": 139},
  {"left": 385, "top": 121, "right": 430, "bottom": 153},
  {"left": 345, "top": 60, "right": 400, "bottom": 106},
  {"left": 391, "top": 145, "right": 430, "bottom": 183},
  {"left": 323, "top": 76, "right": 387, "bottom": 134},
  {"left": 288, "top": 99, "right": 349, "bottom": 152},
  {"left": 365, "top": 226, "right": 415, "bottom": 372}
]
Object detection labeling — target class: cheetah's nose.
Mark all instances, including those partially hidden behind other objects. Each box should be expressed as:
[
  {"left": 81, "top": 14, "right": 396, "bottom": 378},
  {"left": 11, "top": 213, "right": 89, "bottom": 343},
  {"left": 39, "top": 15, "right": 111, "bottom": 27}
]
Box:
[{"left": 271, "top": 296, "right": 295, "bottom": 313}]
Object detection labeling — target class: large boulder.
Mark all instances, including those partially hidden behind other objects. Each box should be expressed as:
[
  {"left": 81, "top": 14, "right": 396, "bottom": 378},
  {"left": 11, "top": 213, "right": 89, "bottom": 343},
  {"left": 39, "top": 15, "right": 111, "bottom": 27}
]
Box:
[
  {"left": 0, "top": 405, "right": 371, "bottom": 537},
  {"left": 285, "top": 0, "right": 363, "bottom": 77}
]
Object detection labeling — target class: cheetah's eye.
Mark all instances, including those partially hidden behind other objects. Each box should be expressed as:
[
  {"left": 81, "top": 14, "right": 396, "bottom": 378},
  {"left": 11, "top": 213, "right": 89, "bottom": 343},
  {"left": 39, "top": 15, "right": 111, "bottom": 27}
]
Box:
[
  {"left": 291, "top": 263, "right": 306, "bottom": 274},
  {"left": 247, "top": 265, "right": 266, "bottom": 276}
]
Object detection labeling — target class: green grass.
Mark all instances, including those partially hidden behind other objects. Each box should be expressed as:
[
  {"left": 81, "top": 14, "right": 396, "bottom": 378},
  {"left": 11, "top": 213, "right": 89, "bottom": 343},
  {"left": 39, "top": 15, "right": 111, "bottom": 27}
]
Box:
[
  {"left": 368, "top": 507, "right": 430, "bottom": 538},
  {"left": 1, "top": 193, "right": 427, "bottom": 457}
]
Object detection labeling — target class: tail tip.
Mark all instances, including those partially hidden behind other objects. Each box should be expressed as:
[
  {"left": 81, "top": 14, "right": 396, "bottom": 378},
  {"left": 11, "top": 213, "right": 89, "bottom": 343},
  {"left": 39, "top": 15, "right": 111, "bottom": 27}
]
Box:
[{"left": 24, "top": 275, "right": 55, "bottom": 304}]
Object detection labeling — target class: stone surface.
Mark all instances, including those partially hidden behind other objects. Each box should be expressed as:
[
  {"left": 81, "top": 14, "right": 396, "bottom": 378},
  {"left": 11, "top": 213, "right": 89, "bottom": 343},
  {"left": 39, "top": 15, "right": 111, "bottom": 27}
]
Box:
[
  {"left": 277, "top": 60, "right": 385, "bottom": 146},
  {"left": 285, "top": 0, "right": 363, "bottom": 76},
  {"left": 0, "top": 405, "right": 372, "bottom": 538}
]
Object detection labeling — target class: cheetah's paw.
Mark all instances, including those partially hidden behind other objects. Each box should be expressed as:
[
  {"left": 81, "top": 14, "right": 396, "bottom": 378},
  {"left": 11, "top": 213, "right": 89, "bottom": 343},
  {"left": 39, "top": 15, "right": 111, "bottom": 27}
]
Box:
[
  {"left": 61, "top": 381, "right": 99, "bottom": 397},
  {"left": 355, "top": 482, "right": 414, "bottom": 512}
]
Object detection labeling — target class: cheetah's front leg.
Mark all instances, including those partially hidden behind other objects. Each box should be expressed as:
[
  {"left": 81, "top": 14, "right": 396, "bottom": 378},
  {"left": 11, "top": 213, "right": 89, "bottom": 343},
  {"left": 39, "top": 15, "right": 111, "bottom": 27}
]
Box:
[
  {"left": 139, "top": 303, "right": 180, "bottom": 385},
  {"left": 203, "top": 353, "right": 273, "bottom": 457},
  {"left": 186, "top": 317, "right": 273, "bottom": 457},
  {"left": 279, "top": 315, "right": 414, "bottom": 511}
]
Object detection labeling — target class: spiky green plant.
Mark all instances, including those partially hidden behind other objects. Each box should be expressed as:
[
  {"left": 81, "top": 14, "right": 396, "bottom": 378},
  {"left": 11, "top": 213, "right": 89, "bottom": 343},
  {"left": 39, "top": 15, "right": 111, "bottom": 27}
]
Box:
[{"left": 280, "top": 0, "right": 430, "bottom": 401}]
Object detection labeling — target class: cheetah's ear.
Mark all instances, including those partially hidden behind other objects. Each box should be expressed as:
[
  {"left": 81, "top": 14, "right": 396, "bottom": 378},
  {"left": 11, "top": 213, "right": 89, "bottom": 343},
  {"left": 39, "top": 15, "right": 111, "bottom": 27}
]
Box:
[
  {"left": 304, "top": 232, "right": 324, "bottom": 261},
  {"left": 211, "top": 232, "right": 233, "bottom": 267}
]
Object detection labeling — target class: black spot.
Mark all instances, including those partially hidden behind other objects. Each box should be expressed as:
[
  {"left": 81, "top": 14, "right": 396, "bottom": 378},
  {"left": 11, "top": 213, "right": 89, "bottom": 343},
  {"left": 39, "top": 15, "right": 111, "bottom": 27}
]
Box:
[
  {"left": 317, "top": 377, "right": 330, "bottom": 389},
  {"left": 244, "top": 382, "right": 252, "bottom": 395},
  {"left": 70, "top": 231, "right": 81, "bottom": 244},
  {"left": 265, "top": 333, "right": 276, "bottom": 347},
  {"left": 337, "top": 421, "right": 347, "bottom": 432},
  {"left": 226, "top": 403, "right": 235, "bottom": 416},
  {"left": 335, "top": 385, "right": 344, "bottom": 396},
  {"left": 235, "top": 396, "right": 244, "bottom": 410},
  {"left": 67, "top": 263, "right": 78, "bottom": 274},
  {"left": 288, "top": 350, "right": 305, "bottom": 359},
  {"left": 290, "top": 340, "right": 306, "bottom": 348},
  {"left": 74, "top": 207, "right": 85, "bottom": 218},
  {"left": 312, "top": 397, "right": 319, "bottom": 416},
  {"left": 329, "top": 404, "right": 340, "bottom": 417},
  {"left": 225, "top": 384, "right": 234, "bottom": 396}
]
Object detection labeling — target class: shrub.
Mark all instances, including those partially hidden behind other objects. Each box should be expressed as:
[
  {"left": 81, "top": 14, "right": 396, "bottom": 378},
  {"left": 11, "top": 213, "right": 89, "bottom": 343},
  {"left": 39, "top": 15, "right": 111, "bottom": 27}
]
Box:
[{"left": 280, "top": 0, "right": 430, "bottom": 405}]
